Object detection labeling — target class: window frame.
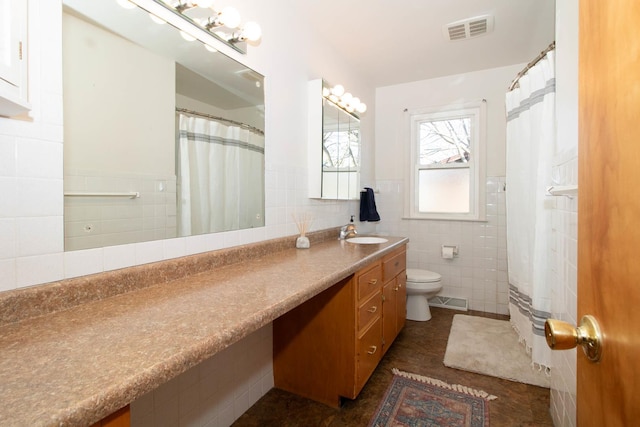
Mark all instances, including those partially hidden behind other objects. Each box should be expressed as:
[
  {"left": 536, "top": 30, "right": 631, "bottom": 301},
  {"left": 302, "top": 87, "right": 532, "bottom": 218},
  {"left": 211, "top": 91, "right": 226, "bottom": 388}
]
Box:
[{"left": 404, "top": 100, "right": 487, "bottom": 221}]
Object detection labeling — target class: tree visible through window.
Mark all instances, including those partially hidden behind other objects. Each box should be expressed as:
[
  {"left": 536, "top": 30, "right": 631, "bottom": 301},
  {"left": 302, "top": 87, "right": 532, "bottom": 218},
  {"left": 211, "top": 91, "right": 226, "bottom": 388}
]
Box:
[
  {"left": 419, "top": 118, "right": 471, "bottom": 165},
  {"left": 407, "top": 101, "right": 486, "bottom": 221},
  {"left": 323, "top": 128, "right": 360, "bottom": 169}
]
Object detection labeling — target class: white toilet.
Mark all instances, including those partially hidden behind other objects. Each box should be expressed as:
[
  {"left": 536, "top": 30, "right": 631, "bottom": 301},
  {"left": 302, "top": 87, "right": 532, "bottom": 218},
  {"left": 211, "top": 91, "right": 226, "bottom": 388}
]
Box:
[{"left": 405, "top": 268, "right": 442, "bottom": 321}]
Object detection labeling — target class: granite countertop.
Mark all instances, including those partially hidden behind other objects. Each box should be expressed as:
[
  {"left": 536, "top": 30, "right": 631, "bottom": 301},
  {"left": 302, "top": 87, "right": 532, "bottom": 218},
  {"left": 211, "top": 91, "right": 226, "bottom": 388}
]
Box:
[{"left": 0, "top": 234, "right": 408, "bottom": 426}]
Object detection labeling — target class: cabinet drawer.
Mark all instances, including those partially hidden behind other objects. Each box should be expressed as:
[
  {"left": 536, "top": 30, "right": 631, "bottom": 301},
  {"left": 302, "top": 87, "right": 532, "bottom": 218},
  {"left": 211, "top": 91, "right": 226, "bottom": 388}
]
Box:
[
  {"left": 383, "top": 249, "right": 406, "bottom": 282},
  {"left": 358, "top": 264, "right": 382, "bottom": 300},
  {"left": 358, "top": 291, "right": 381, "bottom": 331},
  {"left": 356, "top": 317, "right": 382, "bottom": 392}
]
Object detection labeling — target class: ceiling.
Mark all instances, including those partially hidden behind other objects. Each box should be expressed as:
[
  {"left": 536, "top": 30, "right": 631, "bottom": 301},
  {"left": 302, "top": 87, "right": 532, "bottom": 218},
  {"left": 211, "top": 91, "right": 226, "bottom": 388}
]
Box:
[{"left": 291, "top": 0, "right": 556, "bottom": 88}]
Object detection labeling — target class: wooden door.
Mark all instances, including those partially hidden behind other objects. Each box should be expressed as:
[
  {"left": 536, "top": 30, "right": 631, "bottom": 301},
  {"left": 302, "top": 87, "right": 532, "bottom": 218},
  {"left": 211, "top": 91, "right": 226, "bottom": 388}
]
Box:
[{"left": 578, "top": 1, "right": 640, "bottom": 424}]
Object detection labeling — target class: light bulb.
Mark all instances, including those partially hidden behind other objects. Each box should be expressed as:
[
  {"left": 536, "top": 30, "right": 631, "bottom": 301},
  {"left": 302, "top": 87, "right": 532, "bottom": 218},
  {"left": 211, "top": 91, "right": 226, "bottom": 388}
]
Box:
[
  {"left": 204, "top": 44, "right": 218, "bottom": 52},
  {"left": 341, "top": 92, "right": 353, "bottom": 104},
  {"left": 329, "top": 94, "right": 339, "bottom": 103},
  {"left": 116, "top": 0, "right": 136, "bottom": 9},
  {"left": 351, "top": 97, "right": 360, "bottom": 107},
  {"left": 346, "top": 105, "right": 355, "bottom": 113},
  {"left": 356, "top": 103, "right": 367, "bottom": 113},
  {"left": 180, "top": 31, "right": 197, "bottom": 41},
  {"left": 241, "top": 21, "right": 262, "bottom": 42},
  {"left": 193, "top": 0, "right": 214, "bottom": 7},
  {"left": 322, "top": 87, "right": 330, "bottom": 97},
  {"left": 331, "top": 85, "right": 344, "bottom": 97},
  {"left": 219, "top": 7, "right": 241, "bottom": 29}
]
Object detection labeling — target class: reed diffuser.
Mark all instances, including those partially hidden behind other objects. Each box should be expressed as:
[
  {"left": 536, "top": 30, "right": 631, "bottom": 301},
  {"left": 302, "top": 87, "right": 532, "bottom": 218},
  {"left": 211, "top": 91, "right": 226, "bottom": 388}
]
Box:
[{"left": 293, "top": 212, "right": 313, "bottom": 249}]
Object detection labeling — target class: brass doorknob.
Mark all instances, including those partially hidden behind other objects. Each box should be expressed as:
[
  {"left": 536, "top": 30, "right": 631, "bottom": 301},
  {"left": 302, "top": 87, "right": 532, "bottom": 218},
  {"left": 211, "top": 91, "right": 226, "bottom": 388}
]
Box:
[{"left": 544, "top": 315, "right": 603, "bottom": 362}]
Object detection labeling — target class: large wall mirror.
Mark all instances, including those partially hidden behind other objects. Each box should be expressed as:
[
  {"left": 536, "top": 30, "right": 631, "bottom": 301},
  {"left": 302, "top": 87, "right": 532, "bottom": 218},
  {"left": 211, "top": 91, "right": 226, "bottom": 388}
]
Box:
[
  {"left": 62, "top": 0, "right": 265, "bottom": 251},
  {"left": 307, "top": 80, "right": 360, "bottom": 200}
]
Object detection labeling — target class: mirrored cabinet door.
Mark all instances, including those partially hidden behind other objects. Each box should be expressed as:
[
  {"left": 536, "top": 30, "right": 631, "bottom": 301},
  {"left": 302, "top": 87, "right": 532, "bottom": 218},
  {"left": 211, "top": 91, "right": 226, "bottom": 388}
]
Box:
[{"left": 308, "top": 79, "right": 361, "bottom": 200}]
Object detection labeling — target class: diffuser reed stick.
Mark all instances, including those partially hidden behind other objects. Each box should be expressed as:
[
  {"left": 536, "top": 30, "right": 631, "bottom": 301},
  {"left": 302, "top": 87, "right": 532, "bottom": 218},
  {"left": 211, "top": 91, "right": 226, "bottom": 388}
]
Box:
[{"left": 293, "top": 212, "right": 313, "bottom": 248}]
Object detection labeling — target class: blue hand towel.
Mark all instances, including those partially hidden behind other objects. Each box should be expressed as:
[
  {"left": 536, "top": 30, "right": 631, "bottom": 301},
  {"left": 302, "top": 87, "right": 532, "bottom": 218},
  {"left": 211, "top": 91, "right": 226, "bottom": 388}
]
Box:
[{"left": 359, "top": 187, "right": 381, "bottom": 222}]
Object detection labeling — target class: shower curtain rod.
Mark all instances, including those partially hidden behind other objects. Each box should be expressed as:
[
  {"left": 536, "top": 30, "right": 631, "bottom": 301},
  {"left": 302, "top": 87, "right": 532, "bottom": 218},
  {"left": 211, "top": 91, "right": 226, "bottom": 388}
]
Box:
[
  {"left": 176, "top": 108, "right": 265, "bottom": 136},
  {"left": 507, "top": 41, "right": 556, "bottom": 92}
]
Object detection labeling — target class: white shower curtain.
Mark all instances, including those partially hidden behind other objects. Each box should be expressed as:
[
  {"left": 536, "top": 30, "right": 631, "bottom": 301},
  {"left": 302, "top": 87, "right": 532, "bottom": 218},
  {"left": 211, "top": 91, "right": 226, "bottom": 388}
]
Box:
[
  {"left": 505, "top": 51, "right": 555, "bottom": 370},
  {"left": 177, "top": 113, "right": 265, "bottom": 236}
]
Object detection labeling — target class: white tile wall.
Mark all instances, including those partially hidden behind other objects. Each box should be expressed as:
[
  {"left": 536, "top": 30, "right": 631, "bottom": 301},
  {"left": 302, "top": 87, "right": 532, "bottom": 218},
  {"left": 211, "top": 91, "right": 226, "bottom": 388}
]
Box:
[
  {"left": 551, "top": 1, "right": 578, "bottom": 424},
  {"left": 64, "top": 171, "right": 177, "bottom": 252},
  {"left": 550, "top": 152, "right": 578, "bottom": 427},
  {"left": 131, "top": 323, "right": 274, "bottom": 427},
  {"left": 374, "top": 176, "right": 508, "bottom": 315},
  {"left": 0, "top": 0, "right": 65, "bottom": 290}
]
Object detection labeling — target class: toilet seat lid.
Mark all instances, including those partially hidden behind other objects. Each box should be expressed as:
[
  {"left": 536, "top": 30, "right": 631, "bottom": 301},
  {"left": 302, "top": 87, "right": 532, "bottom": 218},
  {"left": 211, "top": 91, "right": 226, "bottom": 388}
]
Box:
[{"left": 406, "top": 268, "right": 441, "bottom": 283}]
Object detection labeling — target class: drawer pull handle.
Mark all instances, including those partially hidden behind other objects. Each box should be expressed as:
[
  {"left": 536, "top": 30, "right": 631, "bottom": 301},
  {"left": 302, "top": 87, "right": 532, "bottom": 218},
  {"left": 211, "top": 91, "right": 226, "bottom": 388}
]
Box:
[
  {"left": 368, "top": 279, "right": 378, "bottom": 285},
  {"left": 394, "top": 261, "right": 399, "bottom": 267},
  {"left": 367, "top": 345, "right": 378, "bottom": 355},
  {"left": 367, "top": 306, "right": 378, "bottom": 313},
  {"left": 393, "top": 287, "right": 398, "bottom": 291}
]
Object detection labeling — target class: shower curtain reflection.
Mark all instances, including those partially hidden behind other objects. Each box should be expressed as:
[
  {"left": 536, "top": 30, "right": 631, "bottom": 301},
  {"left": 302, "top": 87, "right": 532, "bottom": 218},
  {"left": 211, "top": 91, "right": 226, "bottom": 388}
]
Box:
[{"left": 177, "top": 113, "right": 265, "bottom": 236}]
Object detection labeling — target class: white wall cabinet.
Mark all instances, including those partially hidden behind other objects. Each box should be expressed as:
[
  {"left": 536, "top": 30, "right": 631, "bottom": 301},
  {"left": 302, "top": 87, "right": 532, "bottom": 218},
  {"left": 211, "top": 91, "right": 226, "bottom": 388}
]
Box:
[
  {"left": 0, "top": 0, "right": 30, "bottom": 117},
  {"left": 307, "top": 79, "right": 361, "bottom": 200}
]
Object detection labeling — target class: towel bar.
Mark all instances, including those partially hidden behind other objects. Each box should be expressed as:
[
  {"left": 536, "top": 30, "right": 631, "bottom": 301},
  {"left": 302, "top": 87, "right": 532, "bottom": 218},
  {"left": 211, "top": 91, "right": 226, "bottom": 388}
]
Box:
[{"left": 63, "top": 191, "right": 140, "bottom": 199}]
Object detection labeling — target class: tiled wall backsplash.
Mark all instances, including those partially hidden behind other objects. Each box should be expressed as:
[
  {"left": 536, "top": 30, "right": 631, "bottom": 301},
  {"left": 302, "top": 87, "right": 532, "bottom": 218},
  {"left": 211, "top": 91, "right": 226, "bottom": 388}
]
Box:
[
  {"left": 374, "top": 176, "right": 508, "bottom": 314},
  {"left": 549, "top": 152, "right": 578, "bottom": 427},
  {"left": 64, "top": 171, "right": 177, "bottom": 251},
  {"left": 131, "top": 323, "right": 274, "bottom": 427}
]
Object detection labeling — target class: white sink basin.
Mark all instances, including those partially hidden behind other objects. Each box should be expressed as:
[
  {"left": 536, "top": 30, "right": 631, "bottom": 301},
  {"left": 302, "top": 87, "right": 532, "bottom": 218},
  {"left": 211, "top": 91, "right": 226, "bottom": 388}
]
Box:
[{"left": 346, "top": 237, "right": 388, "bottom": 244}]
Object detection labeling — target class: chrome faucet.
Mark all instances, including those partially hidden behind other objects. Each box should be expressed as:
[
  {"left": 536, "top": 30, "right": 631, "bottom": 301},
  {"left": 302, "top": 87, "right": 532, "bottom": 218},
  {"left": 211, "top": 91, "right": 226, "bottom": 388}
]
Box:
[{"left": 339, "top": 216, "right": 358, "bottom": 240}]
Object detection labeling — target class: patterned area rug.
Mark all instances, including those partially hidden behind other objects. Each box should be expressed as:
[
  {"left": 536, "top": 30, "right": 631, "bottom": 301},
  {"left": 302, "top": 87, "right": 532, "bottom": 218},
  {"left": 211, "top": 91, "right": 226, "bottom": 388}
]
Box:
[{"left": 368, "top": 369, "right": 496, "bottom": 427}]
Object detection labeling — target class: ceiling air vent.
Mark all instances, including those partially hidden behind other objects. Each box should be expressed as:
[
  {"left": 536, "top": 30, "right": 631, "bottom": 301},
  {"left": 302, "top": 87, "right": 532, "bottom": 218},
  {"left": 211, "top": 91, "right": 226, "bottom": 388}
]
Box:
[{"left": 444, "top": 15, "right": 494, "bottom": 41}]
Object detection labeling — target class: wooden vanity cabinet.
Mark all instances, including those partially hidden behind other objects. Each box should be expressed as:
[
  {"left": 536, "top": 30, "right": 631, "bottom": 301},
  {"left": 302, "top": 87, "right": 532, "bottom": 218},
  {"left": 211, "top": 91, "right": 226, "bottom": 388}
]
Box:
[
  {"left": 273, "top": 244, "right": 407, "bottom": 407},
  {"left": 381, "top": 246, "right": 407, "bottom": 354}
]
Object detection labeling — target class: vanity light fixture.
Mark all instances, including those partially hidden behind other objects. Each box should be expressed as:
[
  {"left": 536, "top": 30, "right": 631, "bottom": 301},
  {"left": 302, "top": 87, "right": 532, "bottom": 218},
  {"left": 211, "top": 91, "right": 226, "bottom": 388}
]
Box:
[
  {"left": 160, "top": 0, "right": 262, "bottom": 45},
  {"left": 116, "top": 0, "right": 261, "bottom": 54},
  {"left": 322, "top": 84, "right": 367, "bottom": 115}
]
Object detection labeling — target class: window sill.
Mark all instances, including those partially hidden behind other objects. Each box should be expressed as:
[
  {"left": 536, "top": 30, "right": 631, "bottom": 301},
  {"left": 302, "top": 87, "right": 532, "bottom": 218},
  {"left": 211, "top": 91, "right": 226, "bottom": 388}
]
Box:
[{"left": 401, "top": 216, "right": 488, "bottom": 223}]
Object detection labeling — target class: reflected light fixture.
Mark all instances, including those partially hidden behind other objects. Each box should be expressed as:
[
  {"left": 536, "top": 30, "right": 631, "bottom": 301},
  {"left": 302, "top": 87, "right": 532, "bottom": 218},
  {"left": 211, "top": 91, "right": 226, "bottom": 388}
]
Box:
[
  {"left": 159, "top": 0, "right": 262, "bottom": 46},
  {"left": 323, "top": 84, "right": 367, "bottom": 115}
]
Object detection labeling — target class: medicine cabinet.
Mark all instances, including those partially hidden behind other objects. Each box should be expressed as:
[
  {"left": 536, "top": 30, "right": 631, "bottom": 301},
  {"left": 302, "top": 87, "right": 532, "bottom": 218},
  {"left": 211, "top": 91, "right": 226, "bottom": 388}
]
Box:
[
  {"left": 0, "top": 0, "right": 30, "bottom": 117},
  {"left": 308, "top": 79, "right": 361, "bottom": 200}
]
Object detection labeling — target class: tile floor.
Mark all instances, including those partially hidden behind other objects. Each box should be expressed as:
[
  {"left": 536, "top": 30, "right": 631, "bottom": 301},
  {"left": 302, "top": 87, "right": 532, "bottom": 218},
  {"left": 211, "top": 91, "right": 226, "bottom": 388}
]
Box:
[{"left": 233, "top": 307, "right": 553, "bottom": 426}]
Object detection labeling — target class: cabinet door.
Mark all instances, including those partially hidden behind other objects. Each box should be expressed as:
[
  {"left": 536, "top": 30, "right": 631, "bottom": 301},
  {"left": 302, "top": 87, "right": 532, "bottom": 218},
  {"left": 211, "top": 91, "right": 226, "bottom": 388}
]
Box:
[
  {"left": 382, "top": 278, "right": 397, "bottom": 354},
  {"left": 0, "top": 0, "right": 29, "bottom": 116},
  {"left": 396, "top": 272, "right": 407, "bottom": 332},
  {"left": 356, "top": 317, "right": 382, "bottom": 393},
  {"left": 0, "top": 0, "right": 22, "bottom": 85}
]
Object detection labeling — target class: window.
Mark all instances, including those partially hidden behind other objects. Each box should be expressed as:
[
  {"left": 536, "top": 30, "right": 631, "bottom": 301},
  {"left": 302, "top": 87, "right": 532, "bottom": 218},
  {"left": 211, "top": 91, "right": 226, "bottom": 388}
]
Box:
[{"left": 406, "top": 101, "right": 486, "bottom": 221}]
